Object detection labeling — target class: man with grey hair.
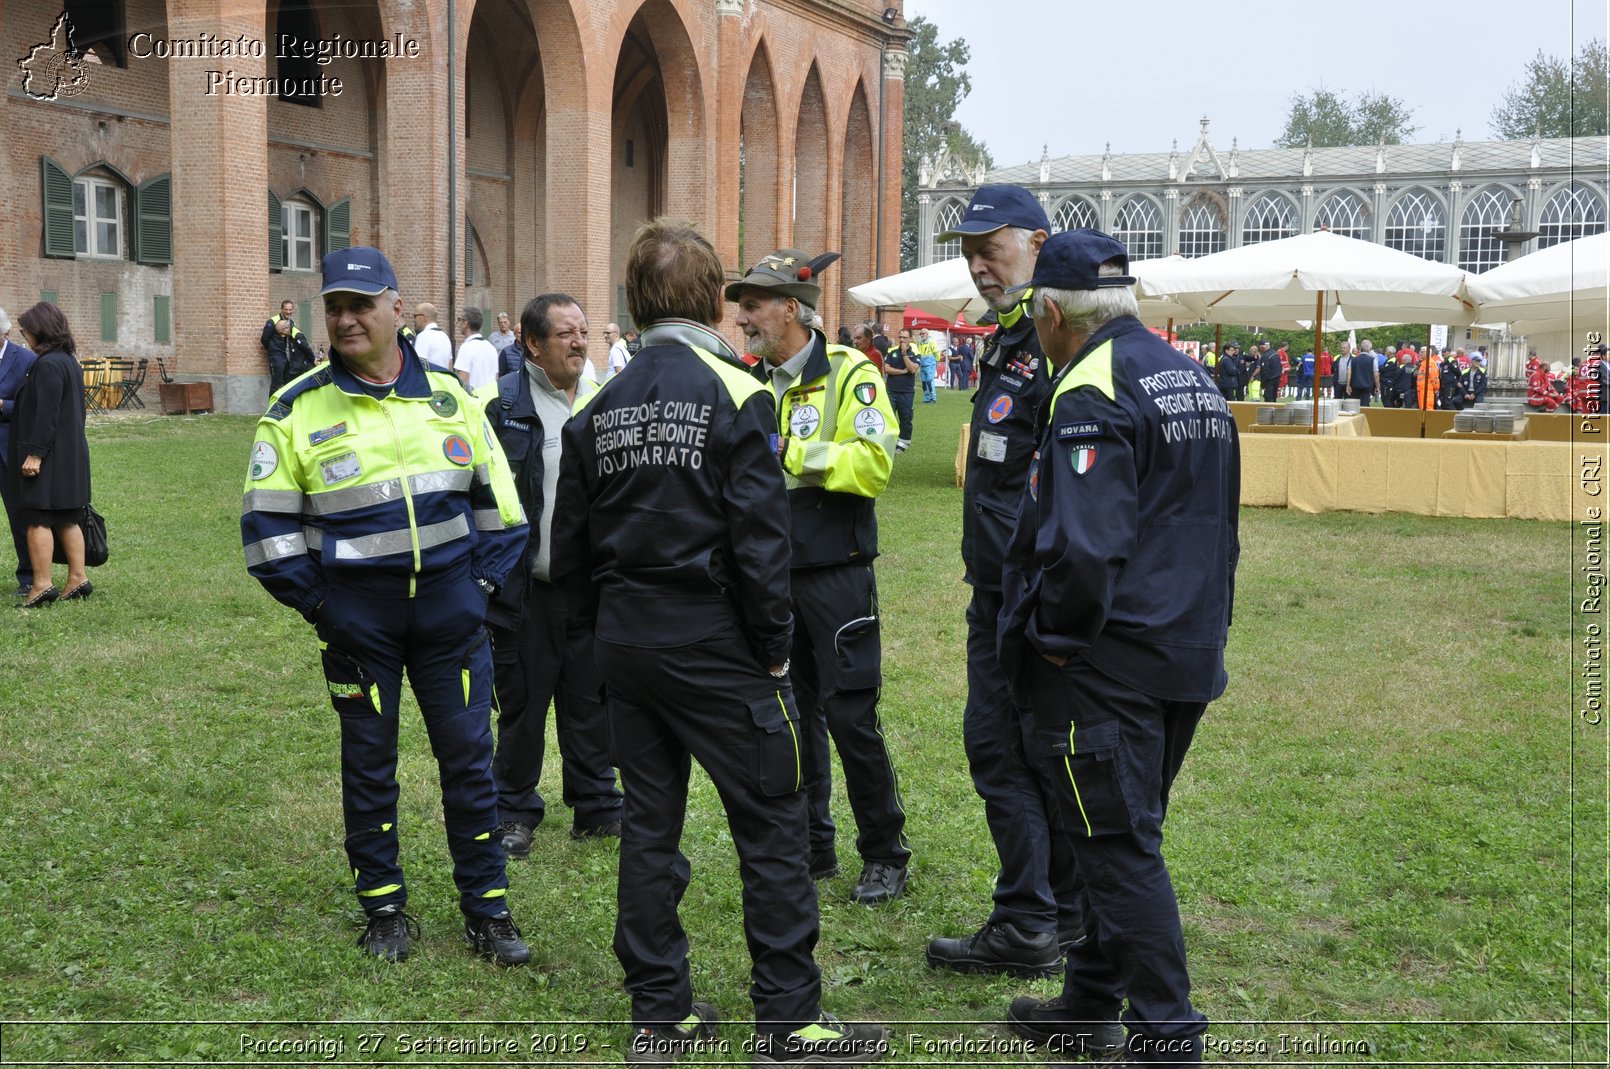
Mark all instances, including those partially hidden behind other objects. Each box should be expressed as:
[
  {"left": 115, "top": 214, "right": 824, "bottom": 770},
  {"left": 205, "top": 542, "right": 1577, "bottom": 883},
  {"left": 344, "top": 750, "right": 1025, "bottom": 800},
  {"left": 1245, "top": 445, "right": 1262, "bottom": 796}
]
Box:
[
  {"left": 0, "top": 307, "right": 39, "bottom": 596},
  {"left": 998, "top": 229, "right": 1239, "bottom": 1065},
  {"left": 926, "top": 183, "right": 1088, "bottom": 981},
  {"left": 730, "top": 247, "right": 910, "bottom": 906},
  {"left": 487, "top": 311, "right": 515, "bottom": 353}
]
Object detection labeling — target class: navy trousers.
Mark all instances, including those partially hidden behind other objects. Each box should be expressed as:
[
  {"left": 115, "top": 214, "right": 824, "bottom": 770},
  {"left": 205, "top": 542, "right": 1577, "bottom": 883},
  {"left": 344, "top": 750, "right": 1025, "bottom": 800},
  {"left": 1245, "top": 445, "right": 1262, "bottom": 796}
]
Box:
[
  {"left": 791, "top": 563, "right": 909, "bottom": 868},
  {"left": 600, "top": 629, "right": 821, "bottom": 1033},
  {"left": 1025, "top": 655, "right": 1206, "bottom": 1065},
  {"left": 888, "top": 388, "right": 915, "bottom": 443},
  {"left": 964, "top": 587, "right": 1084, "bottom": 937},
  {"left": 317, "top": 566, "right": 508, "bottom": 920},
  {"left": 489, "top": 577, "right": 622, "bottom": 831},
  {"left": 0, "top": 434, "right": 30, "bottom": 587}
]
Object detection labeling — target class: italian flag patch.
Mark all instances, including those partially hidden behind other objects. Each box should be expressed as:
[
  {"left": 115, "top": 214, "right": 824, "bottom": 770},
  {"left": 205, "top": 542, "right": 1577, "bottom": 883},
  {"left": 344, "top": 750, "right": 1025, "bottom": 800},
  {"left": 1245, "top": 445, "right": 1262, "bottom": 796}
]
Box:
[
  {"left": 1070, "top": 445, "right": 1097, "bottom": 475},
  {"left": 854, "top": 382, "right": 878, "bottom": 405}
]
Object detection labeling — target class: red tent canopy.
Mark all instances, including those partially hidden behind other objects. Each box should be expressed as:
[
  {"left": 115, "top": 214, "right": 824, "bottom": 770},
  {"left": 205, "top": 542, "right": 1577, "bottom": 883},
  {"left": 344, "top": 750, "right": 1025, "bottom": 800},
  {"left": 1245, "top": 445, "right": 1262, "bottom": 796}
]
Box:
[{"left": 902, "top": 306, "right": 953, "bottom": 331}]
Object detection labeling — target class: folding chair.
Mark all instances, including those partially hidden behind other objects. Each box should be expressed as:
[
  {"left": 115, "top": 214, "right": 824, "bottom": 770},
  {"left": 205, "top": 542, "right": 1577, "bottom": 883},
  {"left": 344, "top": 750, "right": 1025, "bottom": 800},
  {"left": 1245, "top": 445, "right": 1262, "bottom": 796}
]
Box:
[
  {"left": 114, "top": 358, "right": 149, "bottom": 409},
  {"left": 80, "top": 359, "right": 109, "bottom": 415}
]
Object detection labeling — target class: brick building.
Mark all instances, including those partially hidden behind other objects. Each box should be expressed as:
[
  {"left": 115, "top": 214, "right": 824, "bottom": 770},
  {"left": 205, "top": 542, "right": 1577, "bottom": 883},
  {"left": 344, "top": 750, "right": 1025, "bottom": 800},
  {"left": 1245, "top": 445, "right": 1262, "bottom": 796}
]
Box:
[{"left": 4, "top": 0, "right": 909, "bottom": 412}]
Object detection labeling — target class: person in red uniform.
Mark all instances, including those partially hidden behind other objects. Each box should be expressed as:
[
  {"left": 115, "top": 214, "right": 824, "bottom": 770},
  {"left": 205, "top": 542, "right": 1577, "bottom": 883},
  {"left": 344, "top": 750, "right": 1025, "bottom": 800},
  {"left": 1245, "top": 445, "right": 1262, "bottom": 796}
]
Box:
[{"left": 1527, "top": 358, "right": 1563, "bottom": 412}]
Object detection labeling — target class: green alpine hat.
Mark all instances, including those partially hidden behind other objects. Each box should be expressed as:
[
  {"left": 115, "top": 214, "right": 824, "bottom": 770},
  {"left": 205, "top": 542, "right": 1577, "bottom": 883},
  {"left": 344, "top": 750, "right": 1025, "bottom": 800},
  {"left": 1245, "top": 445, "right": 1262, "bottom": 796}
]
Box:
[{"left": 724, "top": 249, "right": 842, "bottom": 307}]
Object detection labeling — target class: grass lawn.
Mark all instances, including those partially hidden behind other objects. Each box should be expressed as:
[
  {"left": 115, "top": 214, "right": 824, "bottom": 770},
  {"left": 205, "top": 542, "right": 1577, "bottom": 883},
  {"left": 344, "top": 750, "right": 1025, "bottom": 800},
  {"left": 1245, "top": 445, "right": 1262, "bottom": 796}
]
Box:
[{"left": 0, "top": 390, "right": 1601, "bottom": 1065}]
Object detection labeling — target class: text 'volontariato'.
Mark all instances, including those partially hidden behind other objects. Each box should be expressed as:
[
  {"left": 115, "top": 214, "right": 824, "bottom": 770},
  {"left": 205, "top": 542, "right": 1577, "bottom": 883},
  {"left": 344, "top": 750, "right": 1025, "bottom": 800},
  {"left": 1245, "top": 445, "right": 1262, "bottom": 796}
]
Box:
[
  {"left": 592, "top": 400, "right": 711, "bottom": 474},
  {"left": 1135, "top": 368, "right": 1235, "bottom": 444}
]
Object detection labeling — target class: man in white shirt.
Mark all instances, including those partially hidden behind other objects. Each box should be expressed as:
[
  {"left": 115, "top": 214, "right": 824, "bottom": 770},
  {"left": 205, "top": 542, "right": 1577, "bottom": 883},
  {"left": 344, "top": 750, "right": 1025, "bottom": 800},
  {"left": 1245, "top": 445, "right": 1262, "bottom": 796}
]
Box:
[
  {"left": 411, "top": 302, "right": 453, "bottom": 368},
  {"left": 454, "top": 308, "right": 500, "bottom": 392},
  {"left": 605, "top": 323, "right": 631, "bottom": 378}
]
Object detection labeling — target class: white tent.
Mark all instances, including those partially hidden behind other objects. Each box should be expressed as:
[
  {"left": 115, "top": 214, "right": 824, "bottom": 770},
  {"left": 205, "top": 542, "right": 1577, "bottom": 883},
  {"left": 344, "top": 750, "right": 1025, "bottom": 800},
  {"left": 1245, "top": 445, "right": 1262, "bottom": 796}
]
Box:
[
  {"left": 1467, "top": 231, "right": 1610, "bottom": 335},
  {"left": 1131, "top": 230, "right": 1478, "bottom": 328},
  {"left": 849, "top": 256, "right": 1197, "bottom": 329}
]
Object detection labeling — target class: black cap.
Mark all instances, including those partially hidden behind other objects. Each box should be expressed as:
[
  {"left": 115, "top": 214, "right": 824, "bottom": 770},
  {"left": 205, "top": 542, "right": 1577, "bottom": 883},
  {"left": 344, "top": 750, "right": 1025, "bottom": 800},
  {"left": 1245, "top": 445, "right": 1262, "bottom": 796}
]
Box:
[
  {"left": 1006, "top": 228, "right": 1134, "bottom": 295},
  {"left": 937, "top": 184, "right": 1051, "bottom": 242}
]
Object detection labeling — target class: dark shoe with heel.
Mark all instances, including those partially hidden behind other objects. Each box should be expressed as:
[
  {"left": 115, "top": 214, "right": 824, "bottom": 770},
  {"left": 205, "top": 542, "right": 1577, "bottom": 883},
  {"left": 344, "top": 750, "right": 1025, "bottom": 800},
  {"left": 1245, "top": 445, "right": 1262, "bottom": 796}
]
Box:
[
  {"left": 21, "top": 587, "right": 58, "bottom": 608},
  {"left": 61, "top": 581, "right": 92, "bottom": 601}
]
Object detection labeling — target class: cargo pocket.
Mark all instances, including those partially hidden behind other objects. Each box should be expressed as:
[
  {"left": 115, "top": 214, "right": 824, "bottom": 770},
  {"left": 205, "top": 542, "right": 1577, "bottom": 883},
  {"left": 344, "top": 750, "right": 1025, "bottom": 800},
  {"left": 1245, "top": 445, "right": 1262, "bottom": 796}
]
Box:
[
  {"left": 747, "top": 692, "right": 804, "bottom": 797},
  {"left": 1041, "top": 719, "right": 1133, "bottom": 838},
  {"left": 831, "top": 613, "right": 882, "bottom": 692},
  {"left": 322, "top": 645, "right": 380, "bottom": 716},
  {"left": 457, "top": 626, "right": 491, "bottom": 710}
]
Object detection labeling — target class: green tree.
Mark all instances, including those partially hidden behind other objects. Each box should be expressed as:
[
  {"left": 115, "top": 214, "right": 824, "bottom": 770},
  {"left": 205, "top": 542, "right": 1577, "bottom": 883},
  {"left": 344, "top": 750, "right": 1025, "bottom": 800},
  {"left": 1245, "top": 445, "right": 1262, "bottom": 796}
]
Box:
[
  {"left": 1273, "top": 88, "right": 1418, "bottom": 148},
  {"left": 900, "top": 16, "right": 991, "bottom": 270},
  {"left": 1491, "top": 39, "right": 1609, "bottom": 139}
]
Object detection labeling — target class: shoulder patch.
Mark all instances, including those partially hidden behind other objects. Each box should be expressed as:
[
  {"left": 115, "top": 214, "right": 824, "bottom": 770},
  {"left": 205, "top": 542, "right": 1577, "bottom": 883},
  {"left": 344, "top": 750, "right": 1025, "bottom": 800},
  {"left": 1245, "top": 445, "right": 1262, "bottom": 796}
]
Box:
[
  {"left": 1056, "top": 420, "right": 1104, "bottom": 441},
  {"left": 249, "top": 441, "right": 279, "bottom": 480}
]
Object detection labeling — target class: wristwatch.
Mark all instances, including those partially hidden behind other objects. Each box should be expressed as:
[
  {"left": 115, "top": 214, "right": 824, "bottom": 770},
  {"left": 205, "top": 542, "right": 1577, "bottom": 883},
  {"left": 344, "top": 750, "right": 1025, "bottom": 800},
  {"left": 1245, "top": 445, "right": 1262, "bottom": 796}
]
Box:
[{"left": 768, "top": 659, "right": 791, "bottom": 679}]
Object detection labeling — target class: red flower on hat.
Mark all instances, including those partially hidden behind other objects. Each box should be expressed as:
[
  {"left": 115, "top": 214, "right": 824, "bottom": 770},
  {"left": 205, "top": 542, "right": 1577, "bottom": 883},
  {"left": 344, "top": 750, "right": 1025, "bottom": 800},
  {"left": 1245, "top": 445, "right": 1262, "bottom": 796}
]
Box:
[{"left": 798, "top": 267, "right": 812, "bottom": 281}]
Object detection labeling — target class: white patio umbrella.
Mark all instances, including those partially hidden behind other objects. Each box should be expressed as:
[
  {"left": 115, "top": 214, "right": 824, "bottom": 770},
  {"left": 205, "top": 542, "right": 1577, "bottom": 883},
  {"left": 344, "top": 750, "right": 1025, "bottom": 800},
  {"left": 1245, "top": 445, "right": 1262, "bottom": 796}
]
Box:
[
  {"left": 848, "top": 257, "right": 987, "bottom": 321},
  {"left": 1467, "top": 231, "right": 1610, "bottom": 335},
  {"left": 1131, "top": 230, "right": 1478, "bottom": 329},
  {"left": 849, "top": 256, "right": 1196, "bottom": 329}
]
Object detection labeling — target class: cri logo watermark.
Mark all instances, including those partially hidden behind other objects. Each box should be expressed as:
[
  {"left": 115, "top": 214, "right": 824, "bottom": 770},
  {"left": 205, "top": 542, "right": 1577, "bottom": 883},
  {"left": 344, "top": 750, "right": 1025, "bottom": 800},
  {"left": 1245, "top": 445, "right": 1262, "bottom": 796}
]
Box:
[{"left": 18, "top": 11, "right": 90, "bottom": 101}]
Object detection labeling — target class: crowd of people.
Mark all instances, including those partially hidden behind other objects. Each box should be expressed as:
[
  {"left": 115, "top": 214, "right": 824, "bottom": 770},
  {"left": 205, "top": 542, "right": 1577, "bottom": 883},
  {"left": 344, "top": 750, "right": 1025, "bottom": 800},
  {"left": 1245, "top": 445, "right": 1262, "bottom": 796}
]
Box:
[{"left": 235, "top": 179, "right": 1237, "bottom": 1066}]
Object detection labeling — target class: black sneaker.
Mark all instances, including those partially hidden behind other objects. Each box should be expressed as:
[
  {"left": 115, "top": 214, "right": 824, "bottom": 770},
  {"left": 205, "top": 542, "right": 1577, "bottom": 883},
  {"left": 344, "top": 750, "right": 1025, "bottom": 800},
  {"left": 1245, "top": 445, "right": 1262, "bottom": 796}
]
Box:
[
  {"left": 626, "top": 1002, "right": 720, "bottom": 1065},
  {"left": 1007, "top": 995, "right": 1125, "bottom": 1057},
  {"left": 464, "top": 910, "right": 532, "bottom": 965},
  {"left": 570, "top": 819, "right": 622, "bottom": 841},
  {"left": 499, "top": 821, "right": 534, "bottom": 859},
  {"left": 810, "top": 848, "right": 840, "bottom": 881},
  {"left": 925, "top": 921, "right": 1060, "bottom": 978},
  {"left": 356, "top": 905, "right": 419, "bottom": 963},
  {"left": 752, "top": 1013, "right": 889, "bottom": 1064},
  {"left": 849, "top": 861, "right": 906, "bottom": 904}
]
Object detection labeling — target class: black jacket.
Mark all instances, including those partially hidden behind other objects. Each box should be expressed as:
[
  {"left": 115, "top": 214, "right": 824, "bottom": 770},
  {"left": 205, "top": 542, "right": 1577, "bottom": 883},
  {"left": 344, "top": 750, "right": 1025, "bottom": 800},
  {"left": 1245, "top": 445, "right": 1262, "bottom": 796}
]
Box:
[
  {"left": 1000, "top": 316, "right": 1240, "bottom": 706},
  {"left": 552, "top": 341, "right": 793, "bottom": 667},
  {"left": 482, "top": 368, "right": 554, "bottom": 629},
  {"left": 12, "top": 349, "right": 90, "bottom": 511},
  {"left": 963, "top": 301, "right": 1054, "bottom": 591}
]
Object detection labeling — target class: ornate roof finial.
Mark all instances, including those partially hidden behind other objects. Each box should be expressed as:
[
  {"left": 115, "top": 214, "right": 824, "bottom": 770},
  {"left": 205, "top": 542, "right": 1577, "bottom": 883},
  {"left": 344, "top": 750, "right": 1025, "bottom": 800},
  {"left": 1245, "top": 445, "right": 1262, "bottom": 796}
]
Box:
[{"left": 1101, "top": 142, "right": 1112, "bottom": 182}]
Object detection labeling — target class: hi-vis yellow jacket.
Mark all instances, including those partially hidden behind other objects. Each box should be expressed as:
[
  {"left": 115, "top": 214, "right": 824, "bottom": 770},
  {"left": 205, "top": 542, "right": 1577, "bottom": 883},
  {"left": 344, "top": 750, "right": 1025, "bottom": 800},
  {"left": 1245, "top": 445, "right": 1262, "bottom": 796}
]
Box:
[
  {"left": 756, "top": 332, "right": 897, "bottom": 568},
  {"left": 241, "top": 333, "right": 527, "bottom": 618}
]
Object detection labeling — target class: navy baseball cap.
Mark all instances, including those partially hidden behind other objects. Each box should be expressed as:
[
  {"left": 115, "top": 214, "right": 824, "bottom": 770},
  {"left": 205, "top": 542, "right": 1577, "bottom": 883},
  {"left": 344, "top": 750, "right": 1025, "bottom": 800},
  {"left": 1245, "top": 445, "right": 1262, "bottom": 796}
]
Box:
[
  {"left": 1006, "top": 228, "right": 1135, "bottom": 294},
  {"left": 320, "top": 246, "right": 399, "bottom": 296},
  {"left": 937, "top": 184, "right": 1051, "bottom": 241}
]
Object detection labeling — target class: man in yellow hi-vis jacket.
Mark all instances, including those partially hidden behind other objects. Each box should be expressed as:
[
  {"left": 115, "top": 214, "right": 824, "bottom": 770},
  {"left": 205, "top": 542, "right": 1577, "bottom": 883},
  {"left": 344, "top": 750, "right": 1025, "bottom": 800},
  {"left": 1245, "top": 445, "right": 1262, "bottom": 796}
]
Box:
[
  {"left": 730, "top": 248, "right": 911, "bottom": 905},
  {"left": 241, "top": 247, "right": 531, "bottom": 966}
]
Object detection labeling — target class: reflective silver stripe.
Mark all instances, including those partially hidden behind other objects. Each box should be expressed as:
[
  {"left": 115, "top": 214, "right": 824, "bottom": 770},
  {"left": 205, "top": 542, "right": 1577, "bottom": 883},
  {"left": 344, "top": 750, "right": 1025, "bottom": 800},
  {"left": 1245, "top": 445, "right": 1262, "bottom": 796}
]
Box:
[
  {"left": 241, "top": 489, "right": 305, "bottom": 516},
  {"left": 331, "top": 513, "right": 470, "bottom": 561},
  {"left": 473, "top": 508, "right": 505, "bottom": 531},
  {"left": 244, "top": 531, "right": 308, "bottom": 566},
  {"left": 306, "top": 468, "right": 473, "bottom": 516},
  {"left": 799, "top": 439, "right": 834, "bottom": 477},
  {"left": 305, "top": 526, "right": 324, "bottom": 552},
  {"left": 472, "top": 463, "right": 492, "bottom": 486},
  {"left": 411, "top": 468, "right": 474, "bottom": 496}
]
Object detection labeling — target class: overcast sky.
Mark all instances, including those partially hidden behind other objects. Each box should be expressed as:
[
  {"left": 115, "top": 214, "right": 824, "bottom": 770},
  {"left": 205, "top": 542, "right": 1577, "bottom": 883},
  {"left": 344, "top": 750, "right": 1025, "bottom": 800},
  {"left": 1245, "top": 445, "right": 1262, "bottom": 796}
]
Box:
[{"left": 903, "top": 0, "right": 1608, "bottom": 167}]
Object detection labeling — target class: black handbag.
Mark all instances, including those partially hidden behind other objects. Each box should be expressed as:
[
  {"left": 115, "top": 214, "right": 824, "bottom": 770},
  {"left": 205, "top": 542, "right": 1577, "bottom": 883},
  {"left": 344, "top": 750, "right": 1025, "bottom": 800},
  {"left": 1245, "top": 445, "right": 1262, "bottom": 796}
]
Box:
[{"left": 54, "top": 504, "right": 107, "bottom": 567}]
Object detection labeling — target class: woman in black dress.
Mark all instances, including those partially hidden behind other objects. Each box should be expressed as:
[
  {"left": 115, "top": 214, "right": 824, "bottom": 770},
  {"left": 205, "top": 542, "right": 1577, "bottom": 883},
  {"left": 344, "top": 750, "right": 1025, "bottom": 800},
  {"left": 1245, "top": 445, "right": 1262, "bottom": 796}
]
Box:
[{"left": 12, "top": 302, "right": 91, "bottom": 607}]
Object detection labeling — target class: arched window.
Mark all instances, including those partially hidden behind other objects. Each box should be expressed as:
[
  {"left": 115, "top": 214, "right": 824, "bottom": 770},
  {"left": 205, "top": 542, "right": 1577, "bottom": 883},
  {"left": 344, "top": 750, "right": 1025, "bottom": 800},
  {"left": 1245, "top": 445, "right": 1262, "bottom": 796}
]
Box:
[
  {"left": 1051, "top": 197, "right": 1097, "bottom": 234},
  {"left": 1112, "top": 197, "right": 1163, "bottom": 261},
  {"left": 1314, "top": 192, "right": 1369, "bottom": 240},
  {"left": 1178, "top": 197, "right": 1225, "bottom": 258},
  {"left": 1538, "top": 183, "right": 1608, "bottom": 249},
  {"left": 931, "top": 199, "right": 964, "bottom": 263},
  {"left": 1383, "top": 189, "right": 1446, "bottom": 262},
  {"left": 1242, "top": 193, "right": 1296, "bottom": 245},
  {"left": 1458, "top": 187, "right": 1516, "bottom": 274}
]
